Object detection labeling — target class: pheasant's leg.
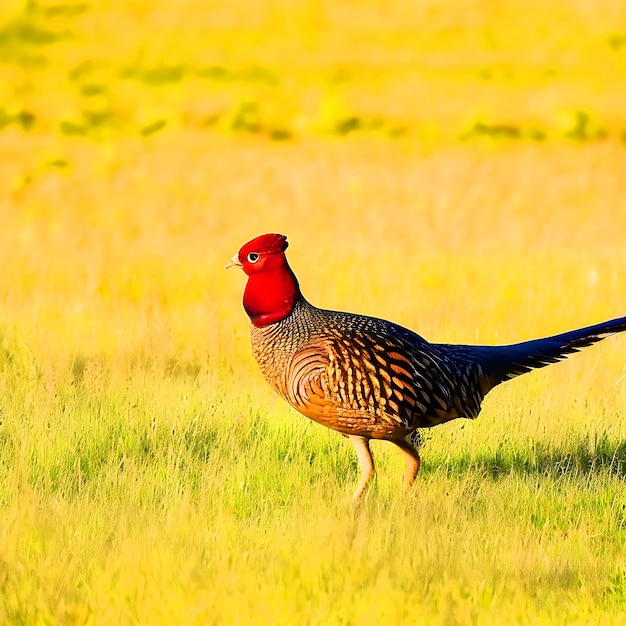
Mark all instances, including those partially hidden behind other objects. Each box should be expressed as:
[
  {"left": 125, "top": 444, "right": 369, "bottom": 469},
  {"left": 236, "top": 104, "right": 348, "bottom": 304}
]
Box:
[
  {"left": 348, "top": 435, "right": 375, "bottom": 505},
  {"left": 390, "top": 438, "right": 421, "bottom": 488}
]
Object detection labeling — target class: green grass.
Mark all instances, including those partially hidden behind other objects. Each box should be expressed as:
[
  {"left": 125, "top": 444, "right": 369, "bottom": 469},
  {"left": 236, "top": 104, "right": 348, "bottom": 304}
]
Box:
[
  {"left": 2, "top": 134, "right": 626, "bottom": 623},
  {"left": 1, "top": 342, "right": 626, "bottom": 623}
]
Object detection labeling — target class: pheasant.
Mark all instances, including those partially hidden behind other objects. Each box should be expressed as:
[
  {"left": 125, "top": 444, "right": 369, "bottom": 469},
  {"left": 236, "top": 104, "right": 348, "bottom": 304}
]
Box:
[{"left": 227, "top": 233, "right": 626, "bottom": 504}]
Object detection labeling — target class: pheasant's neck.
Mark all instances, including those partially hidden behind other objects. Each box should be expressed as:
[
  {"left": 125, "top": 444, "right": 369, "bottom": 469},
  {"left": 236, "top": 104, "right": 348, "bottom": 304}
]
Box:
[{"left": 243, "top": 262, "right": 301, "bottom": 327}]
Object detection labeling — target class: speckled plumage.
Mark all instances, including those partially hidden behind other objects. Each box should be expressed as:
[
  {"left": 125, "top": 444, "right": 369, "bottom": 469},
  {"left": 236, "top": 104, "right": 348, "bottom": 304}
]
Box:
[{"left": 251, "top": 296, "right": 487, "bottom": 438}]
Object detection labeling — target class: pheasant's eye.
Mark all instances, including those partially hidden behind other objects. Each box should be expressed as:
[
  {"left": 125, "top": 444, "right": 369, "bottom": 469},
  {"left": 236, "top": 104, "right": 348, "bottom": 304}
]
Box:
[{"left": 247, "top": 252, "right": 260, "bottom": 263}]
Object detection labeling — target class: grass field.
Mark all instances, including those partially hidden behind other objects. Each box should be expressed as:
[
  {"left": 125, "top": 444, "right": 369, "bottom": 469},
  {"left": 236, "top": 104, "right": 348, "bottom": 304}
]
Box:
[{"left": 1, "top": 1, "right": 626, "bottom": 623}]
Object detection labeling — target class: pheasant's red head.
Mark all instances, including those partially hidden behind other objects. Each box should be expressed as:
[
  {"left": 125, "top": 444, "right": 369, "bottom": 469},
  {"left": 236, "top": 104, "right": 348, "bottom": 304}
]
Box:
[{"left": 226, "top": 233, "right": 301, "bottom": 327}]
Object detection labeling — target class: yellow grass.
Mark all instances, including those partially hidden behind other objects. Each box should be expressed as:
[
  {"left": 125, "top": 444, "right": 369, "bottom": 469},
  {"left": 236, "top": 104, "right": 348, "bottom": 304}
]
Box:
[{"left": 1, "top": 1, "right": 626, "bottom": 623}]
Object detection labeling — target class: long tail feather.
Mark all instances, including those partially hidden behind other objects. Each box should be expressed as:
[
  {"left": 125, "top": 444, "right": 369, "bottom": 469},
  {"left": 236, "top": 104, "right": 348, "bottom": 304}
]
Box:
[{"left": 455, "top": 316, "right": 626, "bottom": 389}]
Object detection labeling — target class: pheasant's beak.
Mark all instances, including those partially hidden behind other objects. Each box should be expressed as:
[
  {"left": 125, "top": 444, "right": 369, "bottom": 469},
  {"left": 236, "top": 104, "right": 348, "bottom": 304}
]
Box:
[{"left": 225, "top": 253, "right": 243, "bottom": 270}]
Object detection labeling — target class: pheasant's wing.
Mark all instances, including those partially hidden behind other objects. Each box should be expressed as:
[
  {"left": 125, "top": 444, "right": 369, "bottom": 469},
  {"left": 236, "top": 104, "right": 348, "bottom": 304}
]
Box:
[{"left": 284, "top": 326, "right": 486, "bottom": 437}]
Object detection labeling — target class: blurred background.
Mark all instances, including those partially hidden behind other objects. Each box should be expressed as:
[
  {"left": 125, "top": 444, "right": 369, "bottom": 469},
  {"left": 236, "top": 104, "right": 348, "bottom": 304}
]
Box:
[{"left": 1, "top": 0, "right": 625, "bottom": 359}]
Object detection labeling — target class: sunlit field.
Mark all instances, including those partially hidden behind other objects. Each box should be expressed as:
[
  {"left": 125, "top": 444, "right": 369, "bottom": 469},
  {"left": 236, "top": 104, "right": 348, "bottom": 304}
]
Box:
[{"left": 1, "top": 1, "right": 626, "bottom": 623}]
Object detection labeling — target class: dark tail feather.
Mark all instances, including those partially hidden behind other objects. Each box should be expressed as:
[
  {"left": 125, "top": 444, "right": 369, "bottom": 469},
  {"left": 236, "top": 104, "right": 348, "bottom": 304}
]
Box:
[{"left": 468, "top": 316, "right": 626, "bottom": 388}]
